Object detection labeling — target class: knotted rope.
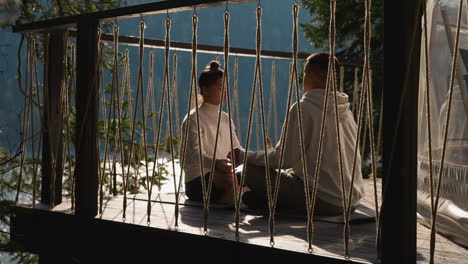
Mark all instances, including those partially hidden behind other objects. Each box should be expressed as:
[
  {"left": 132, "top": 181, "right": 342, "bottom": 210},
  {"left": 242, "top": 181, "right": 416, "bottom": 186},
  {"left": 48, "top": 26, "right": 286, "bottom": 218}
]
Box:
[
  {"left": 352, "top": 67, "right": 359, "bottom": 116},
  {"left": 16, "top": 36, "right": 33, "bottom": 203},
  {"left": 176, "top": 12, "right": 205, "bottom": 233},
  {"left": 123, "top": 21, "right": 145, "bottom": 221},
  {"left": 290, "top": 3, "right": 312, "bottom": 251},
  {"left": 233, "top": 58, "right": 242, "bottom": 144},
  {"left": 31, "top": 38, "right": 42, "bottom": 207},
  {"left": 429, "top": 0, "right": 464, "bottom": 262},
  {"left": 324, "top": 1, "right": 354, "bottom": 258},
  {"left": 339, "top": 65, "right": 344, "bottom": 93},
  {"left": 235, "top": 5, "right": 267, "bottom": 241},
  {"left": 205, "top": 9, "right": 236, "bottom": 234},
  {"left": 160, "top": 18, "right": 180, "bottom": 229},
  {"left": 100, "top": 27, "right": 115, "bottom": 215},
  {"left": 267, "top": 61, "right": 278, "bottom": 143}
]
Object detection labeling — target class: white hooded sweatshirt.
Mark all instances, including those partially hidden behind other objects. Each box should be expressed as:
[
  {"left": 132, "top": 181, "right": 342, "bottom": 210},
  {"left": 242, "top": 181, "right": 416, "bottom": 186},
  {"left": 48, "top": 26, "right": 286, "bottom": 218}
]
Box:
[
  {"left": 181, "top": 102, "right": 242, "bottom": 183},
  {"left": 240, "top": 89, "right": 365, "bottom": 207}
]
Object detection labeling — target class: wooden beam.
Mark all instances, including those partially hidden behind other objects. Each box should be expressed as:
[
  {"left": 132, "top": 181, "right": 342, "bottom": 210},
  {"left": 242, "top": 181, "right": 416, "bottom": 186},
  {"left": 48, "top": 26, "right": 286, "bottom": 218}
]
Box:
[
  {"left": 74, "top": 18, "right": 99, "bottom": 218},
  {"left": 12, "top": 0, "right": 260, "bottom": 33},
  {"left": 68, "top": 30, "right": 366, "bottom": 66},
  {"left": 381, "top": 0, "right": 420, "bottom": 262},
  {"left": 11, "top": 206, "right": 363, "bottom": 263},
  {"left": 41, "top": 30, "right": 67, "bottom": 207}
]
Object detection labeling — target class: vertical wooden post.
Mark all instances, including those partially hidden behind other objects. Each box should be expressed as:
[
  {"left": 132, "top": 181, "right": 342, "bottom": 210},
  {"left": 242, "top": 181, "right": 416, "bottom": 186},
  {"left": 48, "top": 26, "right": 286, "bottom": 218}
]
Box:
[
  {"left": 74, "top": 17, "right": 99, "bottom": 217},
  {"left": 41, "top": 30, "right": 66, "bottom": 206},
  {"left": 382, "top": 0, "right": 421, "bottom": 262}
]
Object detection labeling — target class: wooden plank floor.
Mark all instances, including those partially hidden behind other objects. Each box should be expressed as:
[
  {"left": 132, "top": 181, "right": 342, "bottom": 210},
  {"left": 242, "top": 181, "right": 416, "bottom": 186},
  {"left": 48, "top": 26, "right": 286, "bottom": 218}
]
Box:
[{"left": 51, "top": 179, "right": 467, "bottom": 263}]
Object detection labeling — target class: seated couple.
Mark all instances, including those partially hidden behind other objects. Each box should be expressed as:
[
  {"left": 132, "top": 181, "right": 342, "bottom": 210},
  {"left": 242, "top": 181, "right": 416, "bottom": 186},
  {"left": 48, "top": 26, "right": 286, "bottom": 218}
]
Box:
[{"left": 180, "top": 53, "right": 365, "bottom": 216}]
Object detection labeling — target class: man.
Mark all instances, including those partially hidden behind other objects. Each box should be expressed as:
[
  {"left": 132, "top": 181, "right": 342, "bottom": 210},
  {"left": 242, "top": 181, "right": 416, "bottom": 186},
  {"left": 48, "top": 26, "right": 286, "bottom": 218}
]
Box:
[{"left": 230, "top": 52, "right": 365, "bottom": 216}]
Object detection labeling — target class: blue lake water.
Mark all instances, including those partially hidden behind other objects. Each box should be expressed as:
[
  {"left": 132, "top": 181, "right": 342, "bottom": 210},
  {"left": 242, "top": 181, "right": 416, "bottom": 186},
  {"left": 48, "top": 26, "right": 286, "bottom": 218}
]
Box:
[{"left": 0, "top": 0, "right": 316, "bottom": 152}]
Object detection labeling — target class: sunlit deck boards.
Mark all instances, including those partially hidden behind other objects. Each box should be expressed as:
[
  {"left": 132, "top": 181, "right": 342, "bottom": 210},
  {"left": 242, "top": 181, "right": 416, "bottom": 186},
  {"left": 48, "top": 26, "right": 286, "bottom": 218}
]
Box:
[
  {"left": 14, "top": 179, "right": 467, "bottom": 263},
  {"left": 95, "top": 195, "right": 378, "bottom": 263}
]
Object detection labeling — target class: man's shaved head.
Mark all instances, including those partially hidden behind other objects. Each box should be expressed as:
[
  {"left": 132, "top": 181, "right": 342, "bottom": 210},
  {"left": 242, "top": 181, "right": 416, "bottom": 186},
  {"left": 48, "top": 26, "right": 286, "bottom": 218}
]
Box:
[{"left": 304, "top": 52, "right": 340, "bottom": 84}]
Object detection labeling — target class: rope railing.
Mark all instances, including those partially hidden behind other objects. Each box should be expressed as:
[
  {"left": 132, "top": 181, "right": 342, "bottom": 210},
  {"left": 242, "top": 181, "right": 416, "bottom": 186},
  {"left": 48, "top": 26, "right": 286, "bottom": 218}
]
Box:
[{"left": 12, "top": 1, "right": 427, "bottom": 263}]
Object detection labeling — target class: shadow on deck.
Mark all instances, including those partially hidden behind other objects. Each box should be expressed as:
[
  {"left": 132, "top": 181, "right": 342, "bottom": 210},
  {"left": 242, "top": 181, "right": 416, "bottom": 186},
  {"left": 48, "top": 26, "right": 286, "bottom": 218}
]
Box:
[{"left": 10, "top": 179, "right": 467, "bottom": 263}]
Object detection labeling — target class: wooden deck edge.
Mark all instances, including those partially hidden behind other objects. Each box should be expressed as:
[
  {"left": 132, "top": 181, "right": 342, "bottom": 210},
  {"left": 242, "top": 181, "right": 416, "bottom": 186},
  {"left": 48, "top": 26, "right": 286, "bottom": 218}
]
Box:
[{"left": 10, "top": 205, "right": 366, "bottom": 263}]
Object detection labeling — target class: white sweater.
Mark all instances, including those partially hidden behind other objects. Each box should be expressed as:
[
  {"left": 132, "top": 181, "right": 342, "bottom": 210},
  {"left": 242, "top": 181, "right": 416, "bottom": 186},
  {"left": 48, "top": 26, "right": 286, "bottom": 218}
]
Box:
[
  {"left": 181, "top": 102, "right": 241, "bottom": 183},
  {"left": 240, "top": 89, "right": 366, "bottom": 207}
]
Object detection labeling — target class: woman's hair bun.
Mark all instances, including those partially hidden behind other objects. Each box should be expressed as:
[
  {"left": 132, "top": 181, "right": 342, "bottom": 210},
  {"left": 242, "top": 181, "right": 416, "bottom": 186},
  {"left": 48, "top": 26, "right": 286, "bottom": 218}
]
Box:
[{"left": 209, "top": 60, "right": 220, "bottom": 71}]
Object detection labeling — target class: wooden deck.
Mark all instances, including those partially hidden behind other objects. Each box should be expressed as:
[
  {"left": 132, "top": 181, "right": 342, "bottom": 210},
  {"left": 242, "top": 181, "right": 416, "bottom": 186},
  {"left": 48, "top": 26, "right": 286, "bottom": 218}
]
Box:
[{"left": 23, "top": 179, "right": 467, "bottom": 263}]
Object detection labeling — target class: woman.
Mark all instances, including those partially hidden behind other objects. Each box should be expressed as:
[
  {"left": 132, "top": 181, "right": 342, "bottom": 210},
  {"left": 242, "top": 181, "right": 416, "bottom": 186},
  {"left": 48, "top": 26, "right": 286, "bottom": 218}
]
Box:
[{"left": 181, "top": 61, "right": 241, "bottom": 205}]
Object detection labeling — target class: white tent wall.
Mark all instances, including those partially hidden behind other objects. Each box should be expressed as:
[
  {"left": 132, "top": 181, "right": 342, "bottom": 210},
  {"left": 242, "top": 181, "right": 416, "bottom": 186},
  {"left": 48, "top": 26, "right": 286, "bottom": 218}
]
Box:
[{"left": 417, "top": 0, "right": 468, "bottom": 247}]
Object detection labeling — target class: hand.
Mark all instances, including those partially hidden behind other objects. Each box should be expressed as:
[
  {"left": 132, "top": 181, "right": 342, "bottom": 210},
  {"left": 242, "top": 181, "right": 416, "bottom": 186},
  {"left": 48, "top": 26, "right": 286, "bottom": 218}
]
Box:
[
  {"left": 215, "top": 159, "right": 233, "bottom": 175},
  {"left": 227, "top": 148, "right": 241, "bottom": 166}
]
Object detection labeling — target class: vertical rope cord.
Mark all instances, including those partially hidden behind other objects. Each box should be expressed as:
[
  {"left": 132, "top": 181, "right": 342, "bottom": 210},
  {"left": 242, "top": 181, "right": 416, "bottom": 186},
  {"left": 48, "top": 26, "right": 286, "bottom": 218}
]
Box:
[
  {"left": 110, "top": 40, "right": 121, "bottom": 197},
  {"left": 119, "top": 49, "right": 130, "bottom": 196},
  {"left": 272, "top": 64, "right": 278, "bottom": 143},
  {"left": 172, "top": 53, "right": 181, "bottom": 143},
  {"left": 205, "top": 9, "right": 233, "bottom": 234},
  {"left": 29, "top": 37, "right": 36, "bottom": 205},
  {"left": 429, "top": 0, "right": 463, "bottom": 262},
  {"left": 267, "top": 62, "right": 273, "bottom": 138},
  {"left": 220, "top": 9, "right": 241, "bottom": 234},
  {"left": 98, "top": 39, "right": 105, "bottom": 203},
  {"left": 234, "top": 5, "right": 264, "bottom": 241},
  {"left": 325, "top": 1, "right": 353, "bottom": 258},
  {"left": 221, "top": 9, "right": 239, "bottom": 204},
  {"left": 359, "top": 0, "right": 383, "bottom": 256},
  {"left": 160, "top": 18, "right": 180, "bottom": 229},
  {"left": 376, "top": 91, "right": 383, "bottom": 156},
  {"left": 35, "top": 41, "right": 44, "bottom": 206},
  {"left": 139, "top": 22, "right": 151, "bottom": 222},
  {"left": 138, "top": 18, "right": 150, "bottom": 214},
  {"left": 254, "top": 94, "right": 261, "bottom": 150},
  {"left": 343, "top": 32, "right": 369, "bottom": 262},
  {"left": 16, "top": 37, "right": 32, "bottom": 203},
  {"left": 421, "top": 1, "right": 437, "bottom": 261},
  {"left": 233, "top": 58, "right": 242, "bottom": 144},
  {"left": 353, "top": 67, "right": 359, "bottom": 116},
  {"left": 123, "top": 21, "right": 145, "bottom": 221},
  {"left": 125, "top": 49, "right": 133, "bottom": 144},
  {"left": 62, "top": 39, "right": 71, "bottom": 210},
  {"left": 137, "top": 52, "right": 155, "bottom": 196},
  {"left": 339, "top": 65, "right": 344, "bottom": 93},
  {"left": 253, "top": 5, "right": 278, "bottom": 247},
  {"left": 133, "top": 21, "right": 149, "bottom": 194},
  {"left": 175, "top": 14, "right": 200, "bottom": 228},
  {"left": 148, "top": 49, "right": 163, "bottom": 192},
  {"left": 291, "top": 3, "right": 312, "bottom": 250},
  {"left": 100, "top": 27, "right": 115, "bottom": 215},
  {"left": 98, "top": 29, "right": 108, "bottom": 215},
  {"left": 114, "top": 44, "right": 126, "bottom": 211},
  {"left": 306, "top": 1, "right": 338, "bottom": 252},
  {"left": 145, "top": 51, "right": 154, "bottom": 223},
  {"left": 361, "top": 107, "right": 368, "bottom": 160},
  {"left": 254, "top": 5, "right": 276, "bottom": 246},
  {"left": 31, "top": 38, "right": 42, "bottom": 207},
  {"left": 343, "top": 0, "right": 375, "bottom": 255},
  {"left": 366, "top": 69, "right": 379, "bottom": 217},
  {"left": 67, "top": 43, "right": 76, "bottom": 211},
  {"left": 190, "top": 13, "right": 209, "bottom": 235},
  {"left": 247, "top": 5, "right": 278, "bottom": 246},
  {"left": 290, "top": 3, "right": 315, "bottom": 252},
  {"left": 27, "top": 38, "right": 35, "bottom": 203},
  {"left": 267, "top": 61, "right": 278, "bottom": 143},
  {"left": 270, "top": 55, "right": 296, "bottom": 245}
]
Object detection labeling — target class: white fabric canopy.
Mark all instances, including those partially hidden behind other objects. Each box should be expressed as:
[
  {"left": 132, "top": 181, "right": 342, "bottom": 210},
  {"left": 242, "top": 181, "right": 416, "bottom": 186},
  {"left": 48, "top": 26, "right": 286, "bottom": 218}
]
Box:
[{"left": 417, "top": 0, "right": 468, "bottom": 247}]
